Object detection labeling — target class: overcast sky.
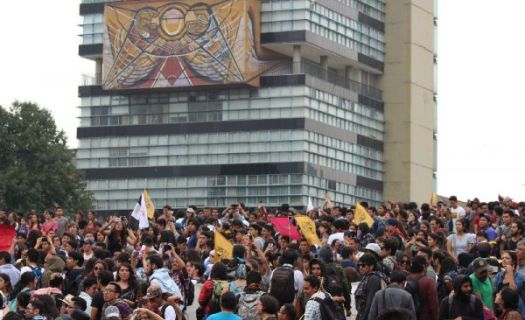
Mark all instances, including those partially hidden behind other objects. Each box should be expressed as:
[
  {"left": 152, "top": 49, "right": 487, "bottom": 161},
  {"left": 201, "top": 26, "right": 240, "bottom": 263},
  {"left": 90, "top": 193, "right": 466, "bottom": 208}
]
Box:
[{"left": 1, "top": 1, "right": 524, "bottom": 202}]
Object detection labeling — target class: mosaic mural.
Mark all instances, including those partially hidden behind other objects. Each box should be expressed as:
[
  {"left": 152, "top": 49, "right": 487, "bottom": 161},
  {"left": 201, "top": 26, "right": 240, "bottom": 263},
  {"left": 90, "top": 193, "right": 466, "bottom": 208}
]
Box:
[{"left": 102, "top": 0, "right": 280, "bottom": 89}]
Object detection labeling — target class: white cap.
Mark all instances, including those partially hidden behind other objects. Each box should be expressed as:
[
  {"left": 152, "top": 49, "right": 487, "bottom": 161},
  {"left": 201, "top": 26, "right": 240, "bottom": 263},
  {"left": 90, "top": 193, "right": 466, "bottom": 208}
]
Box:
[
  {"left": 365, "top": 243, "right": 381, "bottom": 256},
  {"left": 104, "top": 306, "right": 120, "bottom": 319}
]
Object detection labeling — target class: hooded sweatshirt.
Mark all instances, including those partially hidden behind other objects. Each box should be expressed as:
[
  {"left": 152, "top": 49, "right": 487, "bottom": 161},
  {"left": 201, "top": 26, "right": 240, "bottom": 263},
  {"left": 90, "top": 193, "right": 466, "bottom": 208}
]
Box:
[
  {"left": 438, "top": 275, "right": 484, "bottom": 320},
  {"left": 149, "top": 268, "right": 182, "bottom": 298},
  {"left": 41, "top": 256, "right": 65, "bottom": 288}
]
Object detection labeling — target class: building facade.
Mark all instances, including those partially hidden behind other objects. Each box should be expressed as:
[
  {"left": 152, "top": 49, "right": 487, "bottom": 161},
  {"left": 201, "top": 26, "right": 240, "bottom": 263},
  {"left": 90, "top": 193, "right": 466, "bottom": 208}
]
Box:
[{"left": 76, "top": 0, "right": 436, "bottom": 211}]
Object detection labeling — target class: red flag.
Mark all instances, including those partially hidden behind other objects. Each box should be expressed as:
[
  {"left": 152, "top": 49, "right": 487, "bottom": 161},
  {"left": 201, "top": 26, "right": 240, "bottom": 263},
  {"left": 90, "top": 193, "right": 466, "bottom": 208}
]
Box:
[
  {"left": 0, "top": 225, "right": 16, "bottom": 252},
  {"left": 269, "top": 217, "right": 301, "bottom": 241}
]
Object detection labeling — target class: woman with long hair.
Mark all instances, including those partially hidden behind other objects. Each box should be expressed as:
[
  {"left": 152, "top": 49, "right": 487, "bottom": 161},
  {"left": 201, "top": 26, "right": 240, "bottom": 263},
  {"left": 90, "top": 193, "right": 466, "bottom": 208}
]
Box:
[
  {"left": 278, "top": 304, "right": 297, "bottom": 320},
  {"left": 85, "top": 210, "right": 97, "bottom": 233},
  {"left": 10, "top": 272, "right": 36, "bottom": 303},
  {"left": 115, "top": 263, "right": 138, "bottom": 307},
  {"left": 257, "top": 294, "right": 280, "bottom": 320},
  {"left": 0, "top": 273, "right": 12, "bottom": 302},
  {"left": 493, "top": 251, "right": 525, "bottom": 314},
  {"left": 198, "top": 262, "right": 229, "bottom": 317},
  {"left": 41, "top": 210, "right": 58, "bottom": 236},
  {"left": 446, "top": 219, "right": 474, "bottom": 260},
  {"left": 496, "top": 287, "right": 522, "bottom": 320},
  {"left": 28, "top": 213, "right": 41, "bottom": 231},
  {"left": 106, "top": 220, "right": 128, "bottom": 253},
  {"left": 428, "top": 233, "right": 445, "bottom": 252},
  {"left": 84, "top": 259, "right": 107, "bottom": 280}
]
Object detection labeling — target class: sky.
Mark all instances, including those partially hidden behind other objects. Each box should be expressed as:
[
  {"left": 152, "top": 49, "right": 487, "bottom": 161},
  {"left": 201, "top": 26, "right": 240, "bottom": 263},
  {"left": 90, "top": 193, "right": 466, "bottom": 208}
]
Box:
[{"left": 1, "top": 0, "right": 524, "bottom": 203}]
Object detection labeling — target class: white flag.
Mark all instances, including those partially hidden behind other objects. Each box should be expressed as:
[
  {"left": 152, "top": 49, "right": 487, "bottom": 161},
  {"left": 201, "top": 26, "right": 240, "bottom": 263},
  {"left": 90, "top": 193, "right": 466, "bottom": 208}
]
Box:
[
  {"left": 306, "top": 196, "right": 314, "bottom": 212},
  {"left": 131, "top": 193, "right": 149, "bottom": 229}
]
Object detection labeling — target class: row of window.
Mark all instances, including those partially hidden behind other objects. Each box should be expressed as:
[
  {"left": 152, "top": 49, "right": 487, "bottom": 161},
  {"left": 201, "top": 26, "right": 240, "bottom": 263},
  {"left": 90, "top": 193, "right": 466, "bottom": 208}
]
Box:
[
  {"left": 80, "top": 86, "right": 382, "bottom": 121},
  {"left": 77, "top": 130, "right": 382, "bottom": 162},
  {"left": 261, "top": 1, "right": 385, "bottom": 60},
  {"left": 86, "top": 174, "right": 382, "bottom": 210},
  {"left": 260, "top": 19, "right": 383, "bottom": 60}
]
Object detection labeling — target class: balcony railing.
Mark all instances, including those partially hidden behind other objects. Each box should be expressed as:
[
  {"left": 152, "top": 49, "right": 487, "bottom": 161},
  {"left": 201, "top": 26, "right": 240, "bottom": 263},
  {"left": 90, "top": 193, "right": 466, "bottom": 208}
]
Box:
[{"left": 81, "top": 60, "right": 382, "bottom": 100}]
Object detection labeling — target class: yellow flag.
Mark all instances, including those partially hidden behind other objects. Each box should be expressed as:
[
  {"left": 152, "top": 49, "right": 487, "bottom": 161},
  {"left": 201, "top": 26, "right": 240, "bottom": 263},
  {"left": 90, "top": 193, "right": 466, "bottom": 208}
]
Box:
[
  {"left": 354, "top": 202, "right": 373, "bottom": 227},
  {"left": 214, "top": 231, "right": 233, "bottom": 263},
  {"left": 430, "top": 192, "right": 437, "bottom": 206},
  {"left": 143, "top": 190, "right": 155, "bottom": 219},
  {"left": 295, "top": 215, "right": 321, "bottom": 245}
]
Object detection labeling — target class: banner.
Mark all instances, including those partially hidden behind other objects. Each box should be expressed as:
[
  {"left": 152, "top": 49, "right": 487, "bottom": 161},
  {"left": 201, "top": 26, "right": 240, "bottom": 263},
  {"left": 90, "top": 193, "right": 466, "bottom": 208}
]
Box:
[
  {"left": 214, "top": 231, "right": 233, "bottom": 263},
  {"left": 269, "top": 217, "right": 302, "bottom": 241},
  {"left": 430, "top": 192, "right": 437, "bottom": 206},
  {"left": 0, "top": 225, "right": 16, "bottom": 252},
  {"left": 306, "top": 196, "right": 314, "bottom": 212},
  {"left": 354, "top": 202, "right": 373, "bottom": 227},
  {"left": 143, "top": 190, "right": 155, "bottom": 219},
  {"left": 295, "top": 215, "right": 321, "bottom": 245},
  {"left": 131, "top": 192, "right": 149, "bottom": 229}
]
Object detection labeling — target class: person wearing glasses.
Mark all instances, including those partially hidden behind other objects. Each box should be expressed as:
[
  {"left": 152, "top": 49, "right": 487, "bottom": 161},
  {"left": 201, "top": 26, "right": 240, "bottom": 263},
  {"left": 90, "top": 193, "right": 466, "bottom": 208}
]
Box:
[
  {"left": 100, "top": 282, "right": 132, "bottom": 320},
  {"left": 354, "top": 254, "right": 385, "bottom": 320}
]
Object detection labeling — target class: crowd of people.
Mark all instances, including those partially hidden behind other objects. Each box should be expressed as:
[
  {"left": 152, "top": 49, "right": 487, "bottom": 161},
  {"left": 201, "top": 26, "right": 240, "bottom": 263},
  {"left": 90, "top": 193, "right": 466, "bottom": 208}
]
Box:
[{"left": 0, "top": 194, "right": 524, "bottom": 320}]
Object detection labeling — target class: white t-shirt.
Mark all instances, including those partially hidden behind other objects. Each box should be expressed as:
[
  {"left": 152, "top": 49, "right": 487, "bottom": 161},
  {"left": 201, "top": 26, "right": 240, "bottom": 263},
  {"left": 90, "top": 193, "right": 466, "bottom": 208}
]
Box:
[
  {"left": 327, "top": 232, "right": 344, "bottom": 246},
  {"left": 447, "top": 233, "right": 475, "bottom": 256},
  {"left": 20, "top": 266, "right": 44, "bottom": 276},
  {"left": 162, "top": 304, "right": 176, "bottom": 320}
]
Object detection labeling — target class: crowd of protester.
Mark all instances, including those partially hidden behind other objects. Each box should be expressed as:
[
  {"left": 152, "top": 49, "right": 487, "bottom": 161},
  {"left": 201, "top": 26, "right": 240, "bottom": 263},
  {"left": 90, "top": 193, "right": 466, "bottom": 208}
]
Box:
[{"left": 0, "top": 194, "right": 524, "bottom": 320}]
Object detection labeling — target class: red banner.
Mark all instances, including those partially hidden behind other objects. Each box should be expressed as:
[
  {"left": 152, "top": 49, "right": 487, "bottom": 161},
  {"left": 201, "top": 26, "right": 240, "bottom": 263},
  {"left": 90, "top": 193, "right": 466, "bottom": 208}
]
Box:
[
  {"left": 269, "top": 217, "right": 301, "bottom": 241},
  {"left": 0, "top": 224, "right": 16, "bottom": 252}
]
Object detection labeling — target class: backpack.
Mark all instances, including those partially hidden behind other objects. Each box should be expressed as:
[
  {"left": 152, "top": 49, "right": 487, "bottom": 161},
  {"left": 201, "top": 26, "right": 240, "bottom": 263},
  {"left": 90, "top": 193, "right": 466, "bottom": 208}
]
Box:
[
  {"left": 447, "top": 294, "right": 476, "bottom": 317},
  {"left": 208, "top": 280, "right": 228, "bottom": 315},
  {"left": 238, "top": 291, "right": 264, "bottom": 320},
  {"left": 312, "top": 295, "right": 346, "bottom": 320},
  {"left": 178, "top": 273, "right": 195, "bottom": 309},
  {"left": 30, "top": 266, "right": 43, "bottom": 279},
  {"left": 404, "top": 275, "right": 425, "bottom": 316},
  {"left": 269, "top": 266, "right": 295, "bottom": 304},
  {"left": 324, "top": 264, "right": 344, "bottom": 296},
  {"left": 184, "top": 278, "right": 195, "bottom": 307},
  {"left": 30, "top": 266, "right": 44, "bottom": 289}
]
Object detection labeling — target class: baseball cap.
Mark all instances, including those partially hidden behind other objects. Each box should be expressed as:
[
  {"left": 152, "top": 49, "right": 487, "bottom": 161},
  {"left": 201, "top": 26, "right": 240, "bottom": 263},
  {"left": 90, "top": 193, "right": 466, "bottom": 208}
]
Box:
[
  {"left": 104, "top": 306, "right": 120, "bottom": 319},
  {"left": 472, "top": 258, "right": 489, "bottom": 273},
  {"left": 144, "top": 284, "right": 162, "bottom": 300},
  {"left": 365, "top": 243, "right": 381, "bottom": 257},
  {"left": 59, "top": 294, "right": 76, "bottom": 308},
  {"left": 386, "top": 219, "right": 398, "bottom": 227}
]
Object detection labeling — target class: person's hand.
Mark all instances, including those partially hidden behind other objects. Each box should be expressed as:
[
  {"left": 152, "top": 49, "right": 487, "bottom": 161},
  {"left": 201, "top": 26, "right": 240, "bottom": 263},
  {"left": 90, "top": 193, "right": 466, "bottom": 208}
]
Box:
[
  {"left": 167, "top": 295, "right": 182, "bottom": 304},
  {"left": 133, "top": 308, "right": 151, "bottom": 319},
  {"left": 123, "top": 299, "right": 134, "bottom": 306},
  {"left": 453, "top": 317, "right": 463, "bottom": 320},
  {"left": 504, "top": 264, "right": 514, "bottom": 274}
]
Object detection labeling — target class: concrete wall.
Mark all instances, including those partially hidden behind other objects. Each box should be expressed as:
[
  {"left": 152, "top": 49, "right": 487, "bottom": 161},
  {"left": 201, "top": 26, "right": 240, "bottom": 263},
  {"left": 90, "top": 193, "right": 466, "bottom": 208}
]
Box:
[{"left": 382, "top": 0, "right": 436, "bottom": 203}]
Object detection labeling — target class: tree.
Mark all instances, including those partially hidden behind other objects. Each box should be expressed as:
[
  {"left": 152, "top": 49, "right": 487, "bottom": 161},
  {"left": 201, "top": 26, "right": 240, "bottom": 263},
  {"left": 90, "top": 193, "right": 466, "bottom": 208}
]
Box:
[{"left": 0, "top": 101, "right": 92, "bottom": 212}]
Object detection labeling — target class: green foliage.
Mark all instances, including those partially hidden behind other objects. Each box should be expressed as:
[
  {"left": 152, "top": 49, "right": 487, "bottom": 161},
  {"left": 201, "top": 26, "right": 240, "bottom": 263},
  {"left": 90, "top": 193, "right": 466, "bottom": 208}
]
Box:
[{"left": 0, "top": 101, "right": 92, "bottom": 212}]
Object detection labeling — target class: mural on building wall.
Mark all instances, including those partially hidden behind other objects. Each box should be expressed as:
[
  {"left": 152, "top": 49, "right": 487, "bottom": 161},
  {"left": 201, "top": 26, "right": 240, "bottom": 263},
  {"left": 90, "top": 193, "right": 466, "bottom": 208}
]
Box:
[{"left": 102, "top": 0, "right": 281, "bottom": 89}]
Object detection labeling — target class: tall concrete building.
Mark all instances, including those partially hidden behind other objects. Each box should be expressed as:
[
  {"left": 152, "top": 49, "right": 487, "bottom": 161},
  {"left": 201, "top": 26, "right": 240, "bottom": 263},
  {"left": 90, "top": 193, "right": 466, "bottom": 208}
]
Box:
[{"left": 76, "top": 0, "right": 436, "bottom": 211}]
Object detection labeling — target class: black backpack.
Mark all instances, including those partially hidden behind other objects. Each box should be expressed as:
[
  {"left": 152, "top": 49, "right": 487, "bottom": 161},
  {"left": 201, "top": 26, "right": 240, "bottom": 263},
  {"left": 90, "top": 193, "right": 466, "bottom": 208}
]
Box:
[
  {"left": 178, "top": 272, "right": 195, "bottom": 309},
  {"left": 269, "top": 266, "right": 295, "bottom": 304},
  {"left": 312, "top": 296, "right": 346, "bottom": 320},
  {"left": 405, "top": 275, "right": 425, "bottom": 316},
  {"left": 324, "top": 264, "right": 343, "bottom": 296},
  {"left": 447, "top": 294, "right": 476, "bottom": 317}
]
